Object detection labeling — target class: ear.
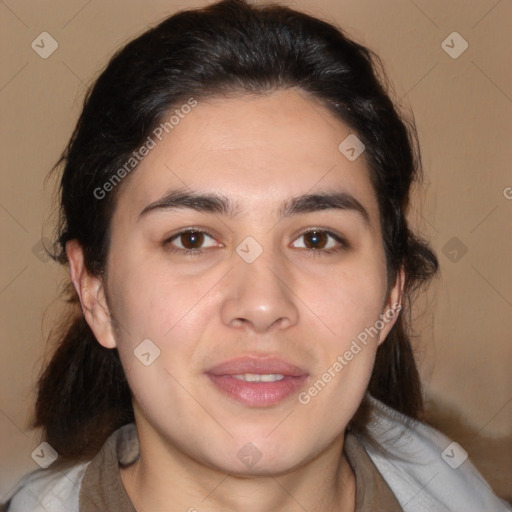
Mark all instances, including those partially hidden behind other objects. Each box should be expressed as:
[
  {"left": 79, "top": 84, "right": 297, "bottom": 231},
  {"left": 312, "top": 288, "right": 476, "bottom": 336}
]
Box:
[
  {"left": 66, "top": 239, "right": 117, "bottom": 349},
  {"left": 377, "top": 267, "right": 405, "bottom": 346}
]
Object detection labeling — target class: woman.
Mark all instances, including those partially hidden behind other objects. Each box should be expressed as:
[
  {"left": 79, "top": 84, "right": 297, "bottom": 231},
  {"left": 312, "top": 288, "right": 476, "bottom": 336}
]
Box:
[{"left": 3, "top": 0, "right": 509, "bottom": 510}]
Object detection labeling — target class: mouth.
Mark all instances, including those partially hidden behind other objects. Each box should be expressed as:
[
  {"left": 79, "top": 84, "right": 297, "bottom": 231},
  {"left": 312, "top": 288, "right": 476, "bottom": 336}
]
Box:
[{"left": 205, "top": 356, "right": 309, "bottom": 407}]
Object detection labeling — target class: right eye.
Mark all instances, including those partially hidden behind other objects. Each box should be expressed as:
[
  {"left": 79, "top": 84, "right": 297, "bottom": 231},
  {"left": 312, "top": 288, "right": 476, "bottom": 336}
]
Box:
[{"left": 163, "top": 229, "right": 220, "bottom": 255}]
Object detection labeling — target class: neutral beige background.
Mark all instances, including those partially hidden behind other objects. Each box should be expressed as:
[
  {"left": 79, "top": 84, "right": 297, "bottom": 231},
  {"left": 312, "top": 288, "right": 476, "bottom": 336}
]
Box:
[{"left": 1, "top": 0, "right": 511, "bottom": 501}]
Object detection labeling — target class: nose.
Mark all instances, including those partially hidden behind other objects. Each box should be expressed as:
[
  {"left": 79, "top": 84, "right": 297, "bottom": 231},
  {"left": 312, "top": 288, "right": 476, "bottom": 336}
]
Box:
[{"left": 220, "top": 250, "right": 299, "bottom": 334}]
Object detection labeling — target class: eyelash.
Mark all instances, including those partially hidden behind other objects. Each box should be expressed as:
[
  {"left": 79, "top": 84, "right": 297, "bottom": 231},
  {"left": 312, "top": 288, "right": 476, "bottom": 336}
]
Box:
[{"left": 162, "top": 228, "right": 349, "bottom": 256}]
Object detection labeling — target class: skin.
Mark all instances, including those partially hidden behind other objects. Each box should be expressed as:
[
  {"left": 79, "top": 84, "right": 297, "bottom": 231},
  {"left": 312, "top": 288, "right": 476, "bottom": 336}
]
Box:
[{"left": 67, "top": 88, "right": 404, "bottom": 512}]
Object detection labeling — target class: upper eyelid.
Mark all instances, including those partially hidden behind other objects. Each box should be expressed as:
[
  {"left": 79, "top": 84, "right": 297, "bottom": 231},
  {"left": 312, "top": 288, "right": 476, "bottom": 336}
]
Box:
[
  {"left": 165, "top": 227, "right": 218, "bottom": 240},
  {"left": 291, "top": 228, "right": 344, "bottom": 240},
  {"left": 166, "top": 229, "right": 220, "bottom": 246}
]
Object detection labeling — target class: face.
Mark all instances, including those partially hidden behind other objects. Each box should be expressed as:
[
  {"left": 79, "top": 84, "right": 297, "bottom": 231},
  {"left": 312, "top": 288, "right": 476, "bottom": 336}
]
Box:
[{"left": 70, "top": 88, "right": 402, "bottom": 476}]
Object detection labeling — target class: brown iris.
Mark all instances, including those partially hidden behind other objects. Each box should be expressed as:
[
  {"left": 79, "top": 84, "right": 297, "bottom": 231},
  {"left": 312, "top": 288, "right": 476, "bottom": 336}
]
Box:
[
  {"left": 179, "top": 231, "right": 205, "bottom": 249},
  {"left": 303, "top": 230, "right": 328, "bottom": 249}
]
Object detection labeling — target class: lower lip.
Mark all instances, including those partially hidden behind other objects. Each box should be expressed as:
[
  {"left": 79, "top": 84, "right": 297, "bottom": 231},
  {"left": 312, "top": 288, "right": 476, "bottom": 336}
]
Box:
[{"left": 206, "top": 374, "right": 308, "bottom": 407}]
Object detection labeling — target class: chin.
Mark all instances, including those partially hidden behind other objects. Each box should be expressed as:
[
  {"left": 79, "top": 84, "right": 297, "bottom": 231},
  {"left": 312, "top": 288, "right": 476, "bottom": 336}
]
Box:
[
  {"left": 209, "top": 437, "right": 314, "bottom": 477},
  {"left": 211, "top": 454, "right": 304, "bottom": 478}
]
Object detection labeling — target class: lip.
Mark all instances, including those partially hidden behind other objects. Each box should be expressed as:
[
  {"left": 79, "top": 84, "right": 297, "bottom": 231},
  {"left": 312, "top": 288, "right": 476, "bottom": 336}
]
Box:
[
  {"left": 206, "top": 356, "right": 308, "bottom": 377},
  {"left": 205, "top": 356, "right": 309, "bottom": 407}
]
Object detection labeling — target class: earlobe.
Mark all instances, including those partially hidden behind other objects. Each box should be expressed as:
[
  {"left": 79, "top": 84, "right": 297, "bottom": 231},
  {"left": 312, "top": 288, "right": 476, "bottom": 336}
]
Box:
[
  {"left": 65, "top": 239, "right": 117, "bottom": 349},
  {"left": 377, "top": 268, "right": 405, "bottom": 345}
]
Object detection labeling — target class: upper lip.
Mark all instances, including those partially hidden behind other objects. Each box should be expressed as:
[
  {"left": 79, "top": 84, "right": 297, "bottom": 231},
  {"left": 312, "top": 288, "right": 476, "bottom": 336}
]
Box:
[{"left": 206, "top": 356, "right": 308, "bottom": 377}]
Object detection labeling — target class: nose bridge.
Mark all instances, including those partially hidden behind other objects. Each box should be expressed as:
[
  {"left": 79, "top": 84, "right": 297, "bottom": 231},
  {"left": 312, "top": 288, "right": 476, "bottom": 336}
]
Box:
[{"left": 220, "top": 241, "right": 299, "bottom": 333}]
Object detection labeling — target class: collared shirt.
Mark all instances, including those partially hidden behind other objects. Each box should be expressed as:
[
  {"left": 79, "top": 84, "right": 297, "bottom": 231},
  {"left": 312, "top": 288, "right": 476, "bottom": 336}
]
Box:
[{"left": 78, "top": 422, "right": 402, "bottom": 511}]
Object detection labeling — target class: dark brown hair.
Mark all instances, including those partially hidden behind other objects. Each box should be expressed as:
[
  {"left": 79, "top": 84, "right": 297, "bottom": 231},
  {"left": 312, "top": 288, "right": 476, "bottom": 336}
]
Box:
[{"left": 35, "top": 0, "right": 438, "bottom": 462}]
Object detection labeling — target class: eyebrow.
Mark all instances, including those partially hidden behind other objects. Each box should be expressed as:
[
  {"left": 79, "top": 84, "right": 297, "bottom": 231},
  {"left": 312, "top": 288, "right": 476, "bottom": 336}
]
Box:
[{"left": 138, "top": 189, "right": 370, "bottom": 226}]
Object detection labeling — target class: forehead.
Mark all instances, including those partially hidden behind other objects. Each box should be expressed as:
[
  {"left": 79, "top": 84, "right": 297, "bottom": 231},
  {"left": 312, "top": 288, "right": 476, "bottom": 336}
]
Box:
[{"left": 114, "top": 89, "right": 380, "bottom": 228}]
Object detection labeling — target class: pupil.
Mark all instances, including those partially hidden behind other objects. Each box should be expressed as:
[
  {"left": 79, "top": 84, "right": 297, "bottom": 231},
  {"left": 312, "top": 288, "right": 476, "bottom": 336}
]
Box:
[
  {"left": 306, "top": 231, "right": 326, "bottom": 249},
  {"left": 183, "top": 231, "right": 203, "bottom": 248}
]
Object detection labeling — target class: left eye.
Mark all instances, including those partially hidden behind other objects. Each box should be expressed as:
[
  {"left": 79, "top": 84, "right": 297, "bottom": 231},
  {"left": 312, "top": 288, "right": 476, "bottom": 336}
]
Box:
[{"left": 291, "top": 230, "right": 345, "bottom": 252}]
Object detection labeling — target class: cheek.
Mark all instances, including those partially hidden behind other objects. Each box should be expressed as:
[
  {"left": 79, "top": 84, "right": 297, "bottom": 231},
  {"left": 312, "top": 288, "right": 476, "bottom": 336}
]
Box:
[
  {"left": 108, "top": 254, "right": 200, "bottom": 338},
  {"left": 296, "top": 261, "right": 387, "bottom": 408},
  {"left": 296, "top": 313, "right": 379, "bottom": 429},
  {"left": 304, "top": 262, "right": 388, "bottom": 346},
  {"left": 107, "top": 264, "right": 214, "bottom": 394}
]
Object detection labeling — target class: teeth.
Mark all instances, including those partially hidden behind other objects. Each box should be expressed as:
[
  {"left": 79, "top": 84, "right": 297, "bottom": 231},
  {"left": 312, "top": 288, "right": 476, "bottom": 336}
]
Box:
[{"left": 232, "top": 373, "right": 285, "bottom": 382}]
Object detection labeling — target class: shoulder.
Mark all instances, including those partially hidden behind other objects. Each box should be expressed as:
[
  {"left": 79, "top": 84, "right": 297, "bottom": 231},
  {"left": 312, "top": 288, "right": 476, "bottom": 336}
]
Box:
[
  {"left": 361, "top": 395, "right": 511, "bottom": 512},
  {"left": 2, "top": 462, "right": 90, "bottom": 512}
]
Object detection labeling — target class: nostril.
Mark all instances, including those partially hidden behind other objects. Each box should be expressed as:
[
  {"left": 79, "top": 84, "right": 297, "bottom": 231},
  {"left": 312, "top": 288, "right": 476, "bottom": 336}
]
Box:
[{"left": 231, "top": 318, "right": 246, "bottom": 328}]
